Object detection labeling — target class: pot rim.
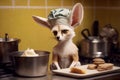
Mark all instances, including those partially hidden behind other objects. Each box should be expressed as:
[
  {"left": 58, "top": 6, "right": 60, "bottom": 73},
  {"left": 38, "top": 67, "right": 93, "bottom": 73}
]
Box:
[
  {"left": 0, "top": 38, "right": 20, "bottom": 42},
  {"left": 11, "top": 50, "right": 50, "bottom": 57}
]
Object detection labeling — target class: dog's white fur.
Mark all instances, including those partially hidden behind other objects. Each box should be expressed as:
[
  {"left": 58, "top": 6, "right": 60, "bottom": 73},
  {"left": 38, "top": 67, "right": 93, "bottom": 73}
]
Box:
[{"left": 32, "top": 3, "right": 84, "bottom": 70}]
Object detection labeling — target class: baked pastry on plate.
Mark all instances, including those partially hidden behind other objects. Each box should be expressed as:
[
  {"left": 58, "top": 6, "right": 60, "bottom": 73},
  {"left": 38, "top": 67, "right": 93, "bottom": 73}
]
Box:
[
  {"left": 87, "top": 64, "right": 97, "bottom": 70},
  {"left": 70, "top": 67, "right": 86, "bottom": 74},
  {"left": 97, "top": 63, "right": 114, "bottom": 71}
]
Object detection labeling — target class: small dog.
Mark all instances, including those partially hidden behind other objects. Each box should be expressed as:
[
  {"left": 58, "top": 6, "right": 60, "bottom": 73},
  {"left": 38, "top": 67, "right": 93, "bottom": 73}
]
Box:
[{"left": 32, "top": 3, "right": 84, "bottom": 70}]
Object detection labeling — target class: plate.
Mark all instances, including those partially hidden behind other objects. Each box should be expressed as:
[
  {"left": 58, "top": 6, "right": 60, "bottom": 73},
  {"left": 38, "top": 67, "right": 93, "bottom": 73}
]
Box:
[{"left": 52, "top": 65, "right": 120, "bottom": 78}]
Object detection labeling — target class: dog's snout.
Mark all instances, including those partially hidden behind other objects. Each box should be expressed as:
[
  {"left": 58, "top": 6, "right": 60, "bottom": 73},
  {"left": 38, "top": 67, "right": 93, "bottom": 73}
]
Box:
[{"left": 56, "top": 37, "right": 60, "bottom": 40}]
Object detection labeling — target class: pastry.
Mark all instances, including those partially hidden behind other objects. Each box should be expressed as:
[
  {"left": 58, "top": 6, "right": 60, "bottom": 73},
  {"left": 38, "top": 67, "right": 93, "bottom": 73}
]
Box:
[
  {"left": 93, "top": 58, "right": 105, "bottom": 65},
  {"left": 87, "top": 58, "right": 114, "bottom": 71},
  {"left": 93, "top": 58, "right": 105, "bottom": 62},
  {"left": 97, "top": 63, "right": 114, "bottom": 71},
  {"left": 87, "top": 64, "right": 97, "bottom": 70},
  {"left": 70, "top": 67, "right": 86, "bottom": 74}
]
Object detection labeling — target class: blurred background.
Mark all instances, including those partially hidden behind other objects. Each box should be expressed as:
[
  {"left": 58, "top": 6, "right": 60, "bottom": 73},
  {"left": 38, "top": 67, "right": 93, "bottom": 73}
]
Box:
[{"left": 0, "top": 0, "right": 120, "bottom": 60}]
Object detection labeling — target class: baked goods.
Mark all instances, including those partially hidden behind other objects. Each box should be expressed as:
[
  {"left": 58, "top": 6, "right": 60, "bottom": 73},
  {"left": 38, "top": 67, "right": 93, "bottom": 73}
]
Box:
[
  {"left": 70, "top": 67, "right": 86, "bottom": 74},
  {"left": 87, "top": 64, "right": 97, "bottom": 70},
  {"left": 93, "top": 58, "right": 105, "bottom": 65},
  {"left": 87, "top": 58, "right": 114, "bottom": 71},
  {"left": 97, "top": 63, "right": 114, "bottom": 71}
]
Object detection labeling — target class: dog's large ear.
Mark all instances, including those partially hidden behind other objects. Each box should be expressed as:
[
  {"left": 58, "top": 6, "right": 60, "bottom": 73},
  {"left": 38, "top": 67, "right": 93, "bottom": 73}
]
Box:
[
  {"left": 32, "top": 15, "right": 51, "bottom": 29},
  {"left": 70, "top": 3, "right": 84, "bottom": 28}
]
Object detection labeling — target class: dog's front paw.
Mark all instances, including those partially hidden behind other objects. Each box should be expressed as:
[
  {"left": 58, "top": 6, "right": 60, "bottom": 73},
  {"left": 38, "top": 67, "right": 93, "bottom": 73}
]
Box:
[
  {"left": 50, "top": 63, "right": 57, "bottom": 70},
  {"left": 70, "top": 61, "right": 81, "bottom": 68},
  {"left": 50, "top": 62, "right": 61, "bottom": 70},
  {"left": 74, "top": 61, "right": 81, "bottom": 67}
]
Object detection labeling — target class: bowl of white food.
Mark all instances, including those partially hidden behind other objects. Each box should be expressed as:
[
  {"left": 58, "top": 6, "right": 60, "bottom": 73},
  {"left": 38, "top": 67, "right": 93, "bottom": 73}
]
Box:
[{"left": 11, "top": 48, "right": 50, "bottom": 77}]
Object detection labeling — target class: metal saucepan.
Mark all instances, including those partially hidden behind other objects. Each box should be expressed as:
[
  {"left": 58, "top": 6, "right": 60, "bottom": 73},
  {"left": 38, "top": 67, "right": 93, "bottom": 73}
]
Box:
[
  {"left": 80, "top": 28, "right": 108, "bottom": 58},
  {"left": 99, "top": 24, "right": 119, "bottom": 53},
  {"left": 10, "top": 50, "right": 50, "bottom": 77},
  {"left": 0, "top": 33, "right": 20, "bottom": 63}
]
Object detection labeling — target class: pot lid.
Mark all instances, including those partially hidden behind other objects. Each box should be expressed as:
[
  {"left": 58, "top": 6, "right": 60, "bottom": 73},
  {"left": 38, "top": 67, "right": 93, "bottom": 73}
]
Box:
[
  {"left": 0, "top": 38, "right": 20, "bottom": 42},
  {"left": 0, "top": 33, "right": 20, "bottom": 42}
]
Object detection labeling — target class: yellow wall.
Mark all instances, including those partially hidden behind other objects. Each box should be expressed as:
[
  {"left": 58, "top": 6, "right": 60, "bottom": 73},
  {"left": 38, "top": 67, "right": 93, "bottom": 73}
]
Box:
[{"left": 0, "top": 0, "right": 120, "bottom": 64}]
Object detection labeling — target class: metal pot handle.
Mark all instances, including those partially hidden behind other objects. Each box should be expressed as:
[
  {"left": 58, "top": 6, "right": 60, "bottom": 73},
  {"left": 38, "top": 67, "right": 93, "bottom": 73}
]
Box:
[
  {"left": 5, "top": 33, "right": 9, "bottom": 41},
  {"left": 81, "top": 28, "right": 91, "bottom": 40}
]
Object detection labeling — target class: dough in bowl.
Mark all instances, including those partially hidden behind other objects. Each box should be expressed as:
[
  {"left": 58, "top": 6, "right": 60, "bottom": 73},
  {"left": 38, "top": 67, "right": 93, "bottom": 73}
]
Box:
[{"left": 21, "top": 48, "right": 39, "bottom": 57}]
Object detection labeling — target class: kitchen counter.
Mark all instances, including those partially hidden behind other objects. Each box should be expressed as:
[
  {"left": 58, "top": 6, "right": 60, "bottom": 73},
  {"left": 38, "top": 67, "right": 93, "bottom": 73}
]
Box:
[
  {"left": 1, "top": 72, "right": 120, "bottom": 80},
  {"left": 1, "top": 53, "right": 120, "bottom": 80}
]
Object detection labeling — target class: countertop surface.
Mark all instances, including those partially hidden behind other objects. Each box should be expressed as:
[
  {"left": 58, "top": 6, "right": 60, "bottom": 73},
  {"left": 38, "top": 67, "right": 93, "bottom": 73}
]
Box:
[{"left": 1, "top": 72, "right": 120, "bottom": 80}]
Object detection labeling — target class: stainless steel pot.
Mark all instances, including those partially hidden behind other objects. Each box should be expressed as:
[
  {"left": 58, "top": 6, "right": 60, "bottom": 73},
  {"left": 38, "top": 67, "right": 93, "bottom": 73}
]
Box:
[
  {"left": 11, "top": 50, "right": 50, "bottom": 77},
  {"left": 0, "top": 33, "right": 20, "bottom": 63},
  {"left": 80, "top": 29, "right": 109, "bottom": 58}
]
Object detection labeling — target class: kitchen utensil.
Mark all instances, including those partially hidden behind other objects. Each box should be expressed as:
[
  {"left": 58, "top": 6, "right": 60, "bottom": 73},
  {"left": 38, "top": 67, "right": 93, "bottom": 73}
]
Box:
[
  {"left": 81, "top": 28, "right": 91, "bottom": 40},
  {"left": 92, "top": 20, "right": 99, "bottom": 36},
  {"left": 80, "top": 28, "right": 108, "bottom": 58},
  {"left": 0, "top": 33, "right": 20, "bottom": 63},
  {"left": 11, "top": 50, "right": 50, "bottom": 77}
]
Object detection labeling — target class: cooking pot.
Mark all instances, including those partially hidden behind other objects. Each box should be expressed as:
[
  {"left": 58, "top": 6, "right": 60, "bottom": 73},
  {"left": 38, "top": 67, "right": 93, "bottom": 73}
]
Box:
[
  {"left": 11, "top": 50, "right": 50, "bottom": 77},
  {"left": 0, "top": 33, "right": 20, "bottom": 63},
  {"left": 99, "top": 24, "right": 119, "bottom": 53},
  {"left": 80, "top": 29, "right": 109, "bottom": 58}
]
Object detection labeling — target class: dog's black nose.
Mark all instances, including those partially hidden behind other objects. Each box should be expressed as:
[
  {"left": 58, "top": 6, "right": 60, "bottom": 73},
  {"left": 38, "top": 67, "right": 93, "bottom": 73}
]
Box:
[{"left": 56, "top": 37, "right": 60, "bottom": 40}]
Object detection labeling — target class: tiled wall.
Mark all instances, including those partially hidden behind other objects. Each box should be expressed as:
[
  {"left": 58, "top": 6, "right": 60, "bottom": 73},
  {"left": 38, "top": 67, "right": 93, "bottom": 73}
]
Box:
[
  {"left": 0, "top": 0, "right": 78, "bottom": 8},
  {"left": 0, "top": 0, "right": 81, "bottom": 17}
]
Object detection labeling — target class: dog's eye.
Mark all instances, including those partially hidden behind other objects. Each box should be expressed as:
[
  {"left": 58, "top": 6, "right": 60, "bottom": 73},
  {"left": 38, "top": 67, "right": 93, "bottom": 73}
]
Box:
[
  {"left": 61, "top": 30, "right": 68, "bottom": 34},
  {"left": 53, "top": 31, "right": 57, "bottom": 36}
]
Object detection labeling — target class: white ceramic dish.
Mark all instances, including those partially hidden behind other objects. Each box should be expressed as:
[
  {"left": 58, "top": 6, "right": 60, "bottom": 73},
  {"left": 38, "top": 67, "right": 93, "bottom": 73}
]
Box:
[{"left": 52, "top": 65, "right": 120, "bottom": 78}]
